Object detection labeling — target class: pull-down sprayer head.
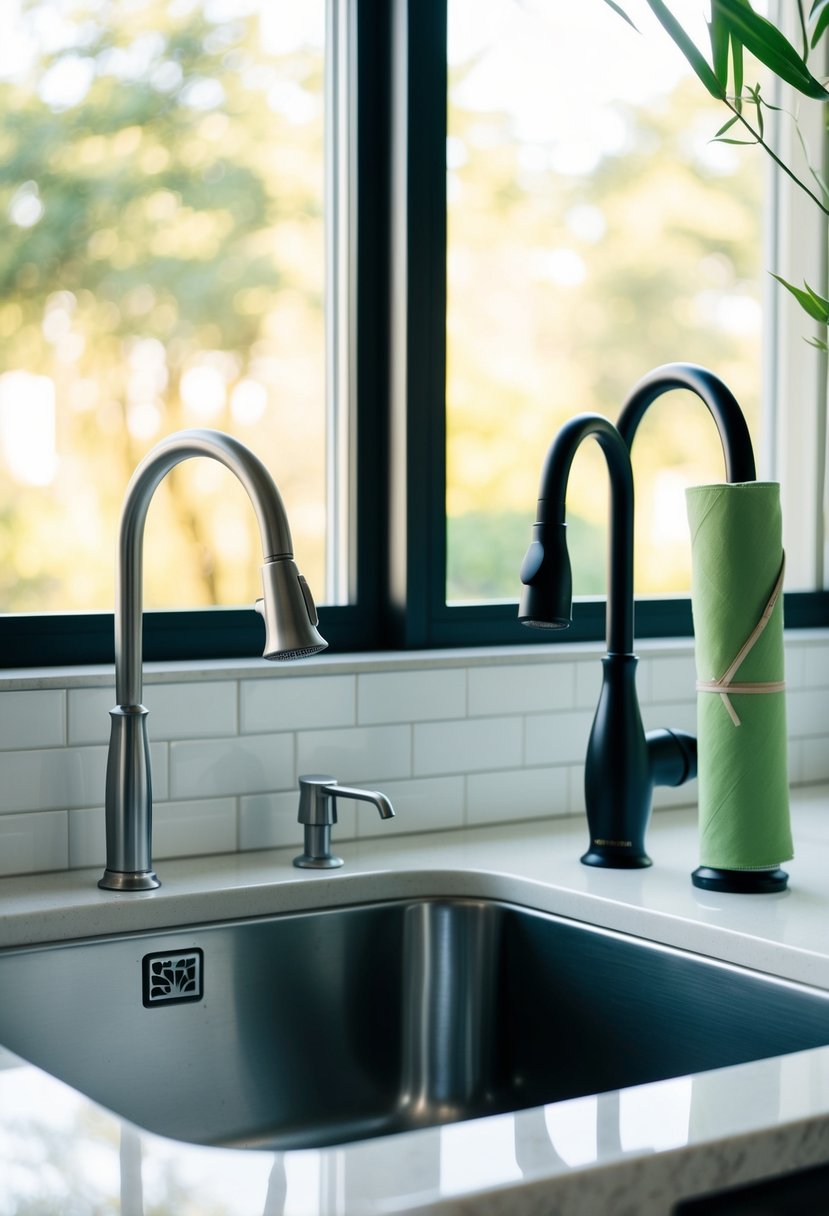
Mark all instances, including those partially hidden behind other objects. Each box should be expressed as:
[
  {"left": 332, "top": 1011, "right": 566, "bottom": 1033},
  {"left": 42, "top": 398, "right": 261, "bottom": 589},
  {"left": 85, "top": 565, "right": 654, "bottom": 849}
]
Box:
[
  {"left": 256, "top": 558, "right": 326, "bottom": 660},
  {"left": 518, "top": 413, "right": 635, "bottom": 656},
  {"left": 518, "top": 521, "right": 573, "bottom": 630}
]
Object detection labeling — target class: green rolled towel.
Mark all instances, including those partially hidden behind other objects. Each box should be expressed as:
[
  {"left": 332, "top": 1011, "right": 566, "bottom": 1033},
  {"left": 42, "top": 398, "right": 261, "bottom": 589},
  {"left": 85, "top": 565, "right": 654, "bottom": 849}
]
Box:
[{"left": 685, "top": 481, "right": 792, "bottom": 871}]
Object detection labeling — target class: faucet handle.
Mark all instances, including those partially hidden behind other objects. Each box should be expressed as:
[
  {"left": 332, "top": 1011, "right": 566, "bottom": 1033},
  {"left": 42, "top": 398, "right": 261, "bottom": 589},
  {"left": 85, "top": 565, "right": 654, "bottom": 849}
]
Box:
[{"left": 294, "top": 774, "right": 395, "bottom": 869}]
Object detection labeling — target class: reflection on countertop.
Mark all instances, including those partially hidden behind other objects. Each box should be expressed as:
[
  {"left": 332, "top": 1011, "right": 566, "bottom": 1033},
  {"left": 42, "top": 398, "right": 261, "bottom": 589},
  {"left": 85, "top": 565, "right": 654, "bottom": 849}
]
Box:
[{"left": 4, "top": 1046, "right": 829, "bottom": 1216}]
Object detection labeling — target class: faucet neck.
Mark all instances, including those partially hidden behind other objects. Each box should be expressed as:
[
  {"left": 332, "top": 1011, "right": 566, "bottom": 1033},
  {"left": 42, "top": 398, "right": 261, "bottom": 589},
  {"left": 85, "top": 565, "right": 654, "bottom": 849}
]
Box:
[
  {"left": 616, "top": 363, "right": 756, "bottom": 482},
  {"left": 115, "top": 429, "right": 295, "bottom": 706},
  {"left": 537, "top": 414, "right": 635, "bottom": 655}
]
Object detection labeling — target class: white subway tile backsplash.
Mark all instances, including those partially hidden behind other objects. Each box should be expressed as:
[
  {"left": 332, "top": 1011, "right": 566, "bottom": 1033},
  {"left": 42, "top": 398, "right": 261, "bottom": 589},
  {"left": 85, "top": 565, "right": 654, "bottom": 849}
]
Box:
[
  {"left": 152, "top": 798, "right": 238, "bottom": 859},
  {"left": 69, "top": 683, "right": 236, "bottom": 745},
  {"left": 414, "top": 717, "right": 522, "bottom": 777},
  {"left": 568, "top": 765, "right": 586, "bottom": 818},
  {"left": 799, "top": 737, "right": 829, "bottom": 785},
  {"left": 0, "top": 810, "right": 67, "bottom": 876},
  {"left": 794, "top": 644, "right": 829, "bottom": 689},
  {"left": 241, "top": 675, "right": 355, "bottom": 734},
  {"left": 575, "top": 661, "right": 602, "bottom": 710},
  {"left": 524, "top": 710, "right": 594, "bottom": 768},
  {"left": 68, "top": 796, "right": 235, "bottom": 868},
  {"left": 151, "top": 743, "right": 170, "bottom": 801},
  {"left": 2, "top": 633, "right": 828, "bottom": 876},
  {"left": 241, "top": 791, "right": 302, "bottom": 851},
  {"left": 649, "top": 655, "right": 697, "bottom": 704},
  {"left": 68, "top": 688, "right": 114, "bottom": 746},
  {"left": 0, "top": 742, "right": 166, "bottom": 814},
  {"left": 466, "top": 766, "right": 569, "bottom": 825},
  {"left": 140, "top": 682, "right": 238, "bottom": 740},
  {"left": 786, "top": 739, "right": 804, "bottom": 786},
  {"left": 468, "top": 663, "right": 575, "bottom": 717},
  {"left": 358, "top": 669, "right": 465, "bottom": 725},
  {"left": 784, "top": 646, "right": 806, "bottom": 689},
  {"left": 170, "top": 733, "right": 294, "bottom": 800},
  {"left": 239, "top": 792, "right": 357, "bottom": 851},
  {"left": 786, "top": 689, "right": 828, "bottom": 739},
  {"left": 239, "top": 792, "right": 288, "bottom": 851},
  {"left": 641, "top": 700, "right": 697, "bottom": 735},
  {"left": 0, "top": 690, "right": 65, "bottom": 751},
  {"left": 357, "top": 776, "right": 465, "bottom": 835},
  {"left": 68, "top": 806, "right": 104, "bottom": 870},
  {"left": 296, "top": 724, "right": 411, "bottom": 784}
]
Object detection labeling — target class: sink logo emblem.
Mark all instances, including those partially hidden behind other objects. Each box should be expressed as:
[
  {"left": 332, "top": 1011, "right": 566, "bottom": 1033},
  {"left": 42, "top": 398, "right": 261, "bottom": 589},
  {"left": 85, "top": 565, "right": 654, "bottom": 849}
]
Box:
[{"left": 142, "top": 949, "right": 203, "bottom": 1007}]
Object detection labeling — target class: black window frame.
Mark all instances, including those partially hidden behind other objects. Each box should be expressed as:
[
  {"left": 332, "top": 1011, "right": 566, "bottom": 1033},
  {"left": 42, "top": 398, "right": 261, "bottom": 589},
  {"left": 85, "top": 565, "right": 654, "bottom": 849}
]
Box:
[{"left": 0, "top": 0, "right": 826, "bottom": 669}]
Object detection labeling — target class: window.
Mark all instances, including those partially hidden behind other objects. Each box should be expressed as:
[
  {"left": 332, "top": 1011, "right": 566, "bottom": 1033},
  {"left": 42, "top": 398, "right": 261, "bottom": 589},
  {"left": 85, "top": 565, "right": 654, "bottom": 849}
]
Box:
[
  {"left": 0, "top": 0, "right": 826, "bottom": 666},
  {"left": 393, "top": 0, "right": 826, "bottom": 649},
  {"left": 445, "top": 0, "right": 766, "bottom": 603},
  {"left": 1, "top": 0, "right": 331, "bottom": 610}
]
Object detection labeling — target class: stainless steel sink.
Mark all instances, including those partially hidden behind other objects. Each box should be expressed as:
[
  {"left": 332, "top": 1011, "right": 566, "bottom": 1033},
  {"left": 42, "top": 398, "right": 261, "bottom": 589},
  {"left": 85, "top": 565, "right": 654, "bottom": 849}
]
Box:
[{"left": 1, "top": 897, "right": 829, "bottom": 1151}]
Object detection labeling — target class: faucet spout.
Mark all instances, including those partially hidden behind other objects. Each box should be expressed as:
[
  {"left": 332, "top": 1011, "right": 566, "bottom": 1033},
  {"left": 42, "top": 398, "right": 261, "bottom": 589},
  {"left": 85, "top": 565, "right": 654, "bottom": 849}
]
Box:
[
  {"left": 100, "top": 429, "right": 327, "bottom": 892},
  {"left": 519, "top": 412, "right": 697, "bottom": 869}
]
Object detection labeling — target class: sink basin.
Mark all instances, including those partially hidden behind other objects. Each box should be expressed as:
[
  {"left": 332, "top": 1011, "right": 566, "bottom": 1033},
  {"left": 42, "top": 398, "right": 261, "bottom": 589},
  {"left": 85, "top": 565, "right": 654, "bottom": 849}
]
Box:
[{"left": 1, "top": 897, "right": 829, "bottom": 1151}]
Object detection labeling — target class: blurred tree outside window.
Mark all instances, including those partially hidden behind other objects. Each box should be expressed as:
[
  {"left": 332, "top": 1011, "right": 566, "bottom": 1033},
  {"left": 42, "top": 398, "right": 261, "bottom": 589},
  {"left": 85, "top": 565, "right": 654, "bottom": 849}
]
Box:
[
  {"left": 0, "top": 0, "right": 327, "bottom": 613},
  {"left": 2, "top": 0, "right": 806, "bottom": 651},
  {"left": 446, "top": 0, "right": 767, "bottom": 604}
]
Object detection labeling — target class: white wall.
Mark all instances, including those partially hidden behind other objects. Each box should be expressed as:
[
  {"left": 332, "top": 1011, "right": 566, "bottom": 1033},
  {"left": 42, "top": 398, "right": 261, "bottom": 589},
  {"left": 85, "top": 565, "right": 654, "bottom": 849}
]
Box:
[{"left": 0, "top": 632, "right": 826, "bottom": 877}]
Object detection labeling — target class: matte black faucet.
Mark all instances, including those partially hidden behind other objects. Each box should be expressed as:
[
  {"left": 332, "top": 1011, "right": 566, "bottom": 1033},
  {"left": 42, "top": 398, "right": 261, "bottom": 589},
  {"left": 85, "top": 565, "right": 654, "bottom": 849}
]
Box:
[{"left": 519, "top": 413, "right": 697, "bottom": 868}]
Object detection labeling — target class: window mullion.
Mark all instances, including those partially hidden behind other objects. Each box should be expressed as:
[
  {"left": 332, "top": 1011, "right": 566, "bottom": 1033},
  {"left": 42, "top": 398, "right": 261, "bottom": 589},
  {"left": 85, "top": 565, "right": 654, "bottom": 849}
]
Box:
[{"left": 388, "top": 0, "right": 448, "bottom": 648}]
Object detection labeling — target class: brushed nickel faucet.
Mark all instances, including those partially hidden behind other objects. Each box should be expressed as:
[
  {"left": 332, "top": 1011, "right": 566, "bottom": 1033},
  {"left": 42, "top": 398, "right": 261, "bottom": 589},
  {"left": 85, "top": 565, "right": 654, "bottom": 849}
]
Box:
[{"left": 99, "top": 428, "right": 327, "bottom": 892}]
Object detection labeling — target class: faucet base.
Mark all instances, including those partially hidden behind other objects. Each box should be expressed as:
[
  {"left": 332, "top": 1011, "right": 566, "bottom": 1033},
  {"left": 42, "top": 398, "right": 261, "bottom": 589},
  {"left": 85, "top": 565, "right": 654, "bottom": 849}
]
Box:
[
  {"left": 98, "top": 869, "right": 161, "bottom": 892},
  {"left": 581, "top": 848, "right": 652, "bottom": 869}
]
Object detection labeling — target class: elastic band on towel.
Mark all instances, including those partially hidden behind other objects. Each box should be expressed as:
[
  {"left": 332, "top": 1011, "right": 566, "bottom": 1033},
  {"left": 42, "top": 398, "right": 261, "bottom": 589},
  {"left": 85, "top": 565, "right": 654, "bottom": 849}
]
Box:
[{"left": 696, "top": 555, "right": 786, "bottom": 727}]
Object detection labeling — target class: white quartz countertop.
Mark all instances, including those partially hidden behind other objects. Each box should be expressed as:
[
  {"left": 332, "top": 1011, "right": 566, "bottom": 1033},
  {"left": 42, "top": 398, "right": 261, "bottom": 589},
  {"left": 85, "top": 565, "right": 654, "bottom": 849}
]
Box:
[{"left": 3, "top": 786, "right": 829, "bottom": 1215}]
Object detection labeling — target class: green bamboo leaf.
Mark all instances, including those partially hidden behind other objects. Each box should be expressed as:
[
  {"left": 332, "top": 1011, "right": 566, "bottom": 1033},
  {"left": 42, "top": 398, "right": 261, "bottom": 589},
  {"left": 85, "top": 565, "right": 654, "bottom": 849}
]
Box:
[
  {"left": 709, "top": 16, "right": 730, "bottom": 88},
  {"left": 746, "top": 84, "right": 784, "bottom": 113},
  {"left": 771, "top": 273, "right": 829, "bottom": 322},
  {"left": 732, "top": 27, "right": 744, "bottom": 99},
  {"left": 804, "top": 282, "right": 829, "bottom": 312},
  {"left": 811, "top": 0, "right": 829, "bottom": 46},
  {"left": 713, "top": 114, "right": 741, "bottom": 137},
  {"left": 714, "top": 0, "right": 829, "bottom": 98},
  {"left": 645, "top": 0, "right": 726, "bottom": 98},
  {"left": 740, "top": 83, "right": 766, "bottom": 137},
  {"left": 805, "top": 336, "right": 829, "bottom": 350},
  {"left": 600, "top": 0, "right": 639, "bottom": 30}
]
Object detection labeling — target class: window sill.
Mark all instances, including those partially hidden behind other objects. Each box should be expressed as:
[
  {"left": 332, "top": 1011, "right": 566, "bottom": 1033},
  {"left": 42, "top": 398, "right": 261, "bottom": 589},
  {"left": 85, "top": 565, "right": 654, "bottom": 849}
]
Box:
[{"left": 1, "top": 628, "right": 827, "bottom": 692}]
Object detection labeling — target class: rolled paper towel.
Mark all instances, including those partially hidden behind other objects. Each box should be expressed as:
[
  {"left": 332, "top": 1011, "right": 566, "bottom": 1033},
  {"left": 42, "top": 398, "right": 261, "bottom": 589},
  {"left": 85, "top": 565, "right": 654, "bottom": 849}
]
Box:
[{"left": 685, "top": 481, "right": 792, "bottom": 871}]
